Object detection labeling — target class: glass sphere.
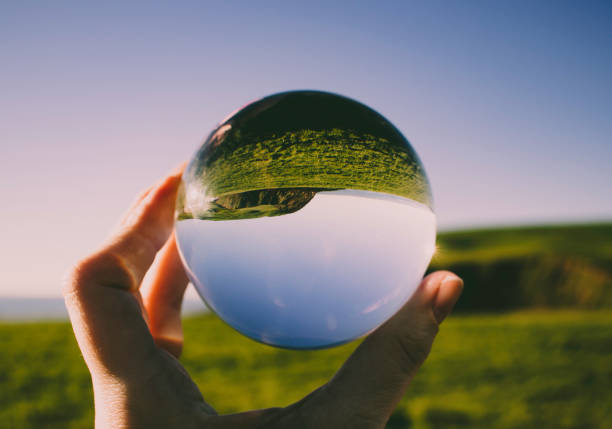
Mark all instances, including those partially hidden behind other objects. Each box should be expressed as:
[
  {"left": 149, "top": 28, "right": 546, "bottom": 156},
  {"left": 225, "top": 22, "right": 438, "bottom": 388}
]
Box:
[{"left": 175, "top": 90, "right": 435, "bottom": 349}]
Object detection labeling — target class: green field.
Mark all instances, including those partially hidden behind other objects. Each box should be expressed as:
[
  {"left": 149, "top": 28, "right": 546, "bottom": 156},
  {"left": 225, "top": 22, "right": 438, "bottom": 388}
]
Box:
[
  {"left": 432, "top": 223, "right": 612, "bottom": 311},
  {"left": 2, "top": 223, "right": 611, "bottom": 428},
  {"left": 178, "top": 128, "right": 432, "bottom": 220},
  {"left": 202, "top": 129, "right": 429, "bottom": 204},
  {"left": 1, "top": 311, "right": 610, "bottom": 428}
]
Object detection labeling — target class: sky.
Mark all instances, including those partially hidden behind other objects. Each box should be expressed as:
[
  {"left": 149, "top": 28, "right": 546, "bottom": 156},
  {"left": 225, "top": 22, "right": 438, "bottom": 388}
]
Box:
[{"left": 1, "top": 1, "right": 611, "bottom": 297}]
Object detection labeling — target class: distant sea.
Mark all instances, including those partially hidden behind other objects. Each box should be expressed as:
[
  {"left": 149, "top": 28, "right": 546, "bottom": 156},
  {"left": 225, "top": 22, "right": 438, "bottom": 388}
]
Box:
[{"left": 0, "top": 298, "right": 208, "bottom": 321}]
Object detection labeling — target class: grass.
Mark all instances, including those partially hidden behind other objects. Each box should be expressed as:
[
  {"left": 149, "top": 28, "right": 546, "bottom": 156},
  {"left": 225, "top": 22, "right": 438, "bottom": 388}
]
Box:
[
  {"left": 178, "top": 128, "right": 432, "bottom": 220},
  {"left": 1, "top": 311, "right": 611, "bottom": 428},
  {"left": 3, "top": 222, "right": 611, "bottom": 427},
  {"left": 431, "top": 223, "right": 612, "bottom": 311},
  {"left": 203, "top": 129, "right": 429, "bottom": 204},
  {"left": 434, "top": 223, "right": 612, "bottom": 266}
]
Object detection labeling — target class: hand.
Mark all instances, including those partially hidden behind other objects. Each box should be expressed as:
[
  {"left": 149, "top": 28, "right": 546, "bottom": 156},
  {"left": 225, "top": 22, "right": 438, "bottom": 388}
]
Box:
[{"left": 63, "top": 169, "right": 463, "bottom": 429}]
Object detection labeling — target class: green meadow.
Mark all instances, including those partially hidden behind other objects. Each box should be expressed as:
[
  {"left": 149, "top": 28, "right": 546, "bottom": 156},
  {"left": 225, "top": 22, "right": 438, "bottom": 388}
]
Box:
[
  {"left": 178, "top": 128, "right": 431, "bottom": 221},
  {"left": 2, "top": 311, "right": 610, "bottom": 429},
  {"left": 202, "top": 129, "right": 430, "bottom": 205},
  {"left": 1, "top": 223, "right": 611, "bottom": 428},
  {"left": 433, "top": 223, "right": 612, "bottom": 311}
]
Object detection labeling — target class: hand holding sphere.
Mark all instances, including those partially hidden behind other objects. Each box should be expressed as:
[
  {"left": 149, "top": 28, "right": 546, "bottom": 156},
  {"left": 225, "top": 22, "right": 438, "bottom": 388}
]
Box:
[{"left": 63, "top": 92, "right": 463, "bottom": 428}]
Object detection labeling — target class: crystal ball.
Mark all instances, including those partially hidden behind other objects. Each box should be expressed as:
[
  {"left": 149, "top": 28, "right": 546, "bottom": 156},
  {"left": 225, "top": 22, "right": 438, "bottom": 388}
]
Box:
[{"left": 175, "top": 90, "right": 436, "bottom": 349}]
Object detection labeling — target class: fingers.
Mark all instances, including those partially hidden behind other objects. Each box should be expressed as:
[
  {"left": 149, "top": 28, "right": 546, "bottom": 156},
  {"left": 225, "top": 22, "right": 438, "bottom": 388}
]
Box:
[
  {"left": 106, "top": 171, "right": 183, "bottom": 290},
  {"left": 63, "top": 169, "right": 183, "bottom": 381},
  {"left": 141, "top": 232, "right": 189, "bottom": 358},
  {"left": 314, "top": 271, "right": 463, "bottom": 427}
]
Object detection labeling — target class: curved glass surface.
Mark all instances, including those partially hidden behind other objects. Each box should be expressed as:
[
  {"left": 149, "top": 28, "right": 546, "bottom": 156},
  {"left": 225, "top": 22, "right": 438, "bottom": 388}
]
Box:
[{"left": 176, "top": 90, "right": 435, "bottom": 348}]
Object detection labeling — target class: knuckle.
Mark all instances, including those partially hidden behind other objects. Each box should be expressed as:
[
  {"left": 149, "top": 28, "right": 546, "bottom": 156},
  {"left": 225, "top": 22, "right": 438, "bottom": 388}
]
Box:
[
  {"left": 62, "top": 250, "right": 135, "bottom": 300},
  {"left": 62, "top": 257, "right": 93, "bottom": 298}
]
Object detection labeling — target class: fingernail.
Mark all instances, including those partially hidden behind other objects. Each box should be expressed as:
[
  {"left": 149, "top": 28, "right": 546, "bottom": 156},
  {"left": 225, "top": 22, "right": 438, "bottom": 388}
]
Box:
[
  {"left": 433, "top": 275, "right": 464, "bottom": 323},
  {"left": 442, "top": 274, "right": 463, "bottom": 287}
]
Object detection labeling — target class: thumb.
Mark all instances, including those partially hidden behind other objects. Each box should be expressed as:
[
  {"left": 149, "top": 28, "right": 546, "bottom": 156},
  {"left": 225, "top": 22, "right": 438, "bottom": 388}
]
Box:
[{"left": 315, "top": 271, "right": 463, "bottom": 427}]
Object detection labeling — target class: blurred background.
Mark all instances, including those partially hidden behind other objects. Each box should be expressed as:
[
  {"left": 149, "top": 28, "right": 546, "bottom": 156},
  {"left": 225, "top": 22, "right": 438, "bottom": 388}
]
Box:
[{"left": 1, "top": 1, "right": 610, "bottom": 428}]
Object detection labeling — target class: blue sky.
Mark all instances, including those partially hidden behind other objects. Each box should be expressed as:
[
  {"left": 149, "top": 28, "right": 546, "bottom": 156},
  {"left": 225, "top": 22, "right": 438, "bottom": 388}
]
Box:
[{"left": 1, "top": 1, "right": 611, "bottom": 296}]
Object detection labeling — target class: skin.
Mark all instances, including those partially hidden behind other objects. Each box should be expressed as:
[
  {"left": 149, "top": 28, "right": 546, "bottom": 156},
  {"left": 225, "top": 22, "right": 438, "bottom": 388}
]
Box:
[{"left": 63, "top": 168, "right": 463, "bottom": 429}]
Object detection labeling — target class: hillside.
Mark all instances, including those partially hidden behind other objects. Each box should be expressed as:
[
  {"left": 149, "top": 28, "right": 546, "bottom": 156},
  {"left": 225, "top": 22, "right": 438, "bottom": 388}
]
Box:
[
  {"left": 432, "top": 223, "right": 612, "bottom": 311},
  {"left": 1, "top": 311, "right": 610, "bottom": 429},
  {"left": 1, "top": 222, "right": 611, "bottom": 428}
]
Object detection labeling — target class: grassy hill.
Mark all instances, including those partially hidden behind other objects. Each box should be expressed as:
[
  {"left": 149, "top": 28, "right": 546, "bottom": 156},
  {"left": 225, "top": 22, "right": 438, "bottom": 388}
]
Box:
[
  {"left": 1, "top": 222, "right": 611, "bottom": 428},
  {"left": 431, "top": 223, "right": 612, "bottom": 311},
  {"left": 1, "top": 311, "right": 610, "bottom": 429},
  {"left": 178, "top": 128, "right": 432, "bottom": 220}
]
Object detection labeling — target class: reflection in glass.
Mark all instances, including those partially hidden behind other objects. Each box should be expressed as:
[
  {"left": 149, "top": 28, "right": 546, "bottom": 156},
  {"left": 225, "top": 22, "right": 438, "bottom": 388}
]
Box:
[{"left": 176, "top": 90, "right": 436, "bottom": 348}]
